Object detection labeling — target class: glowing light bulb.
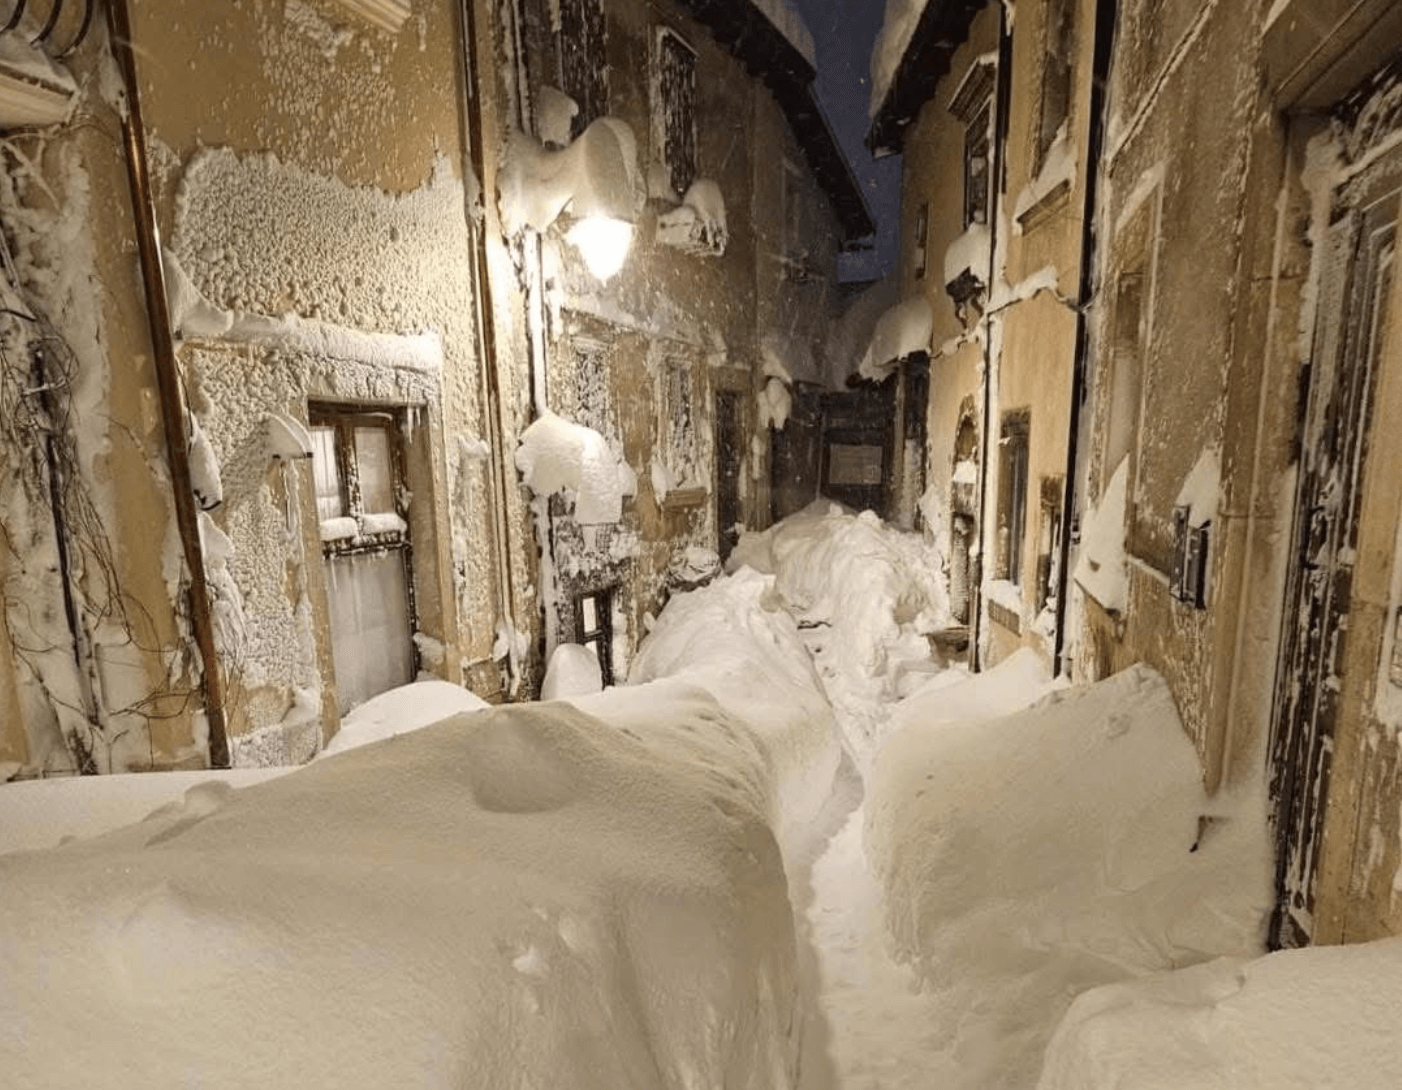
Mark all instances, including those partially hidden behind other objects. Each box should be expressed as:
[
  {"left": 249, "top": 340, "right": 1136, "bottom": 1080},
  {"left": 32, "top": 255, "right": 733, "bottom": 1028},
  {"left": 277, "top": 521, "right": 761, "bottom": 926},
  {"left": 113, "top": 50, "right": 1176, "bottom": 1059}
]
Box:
[{"left": 565, "top": 217, "right": 634, "bottom": 282}]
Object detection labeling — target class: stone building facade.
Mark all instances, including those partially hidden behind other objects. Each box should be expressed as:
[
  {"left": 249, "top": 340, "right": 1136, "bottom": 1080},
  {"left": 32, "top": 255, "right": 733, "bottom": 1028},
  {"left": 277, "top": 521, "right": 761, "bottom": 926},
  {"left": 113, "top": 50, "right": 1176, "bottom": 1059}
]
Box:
[
  {"left": 0, "top": 0, "right": 866, "bottom": 776},
  {"left": 877, "top": 0, "right": 1402, "bottom": 949}
]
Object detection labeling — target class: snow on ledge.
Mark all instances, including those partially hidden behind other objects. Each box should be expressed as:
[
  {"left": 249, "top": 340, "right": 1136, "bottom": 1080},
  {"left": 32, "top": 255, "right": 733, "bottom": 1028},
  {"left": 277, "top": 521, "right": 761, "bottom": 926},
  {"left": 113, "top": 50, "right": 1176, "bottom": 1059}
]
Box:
[
  {"left": 943, "top": 222, "right": 991, "bottom": 286},
  {"left": 656, "top": 179, "right": 729, "bottom": 256},
  {"left": 515, "top": 410, "right": 631, "bottom": 524},
  {"left": 1175, "top": 446, "right": 1220, "bottom": 526},
  {"left": 869, "top": 0, "right": 926, "bottom": 118},
  {"left": 1074, "top": 457, "right": 1130, "bottom": 613},
  {"left": 1013, "top": 124, "right": 1077, "bottom": 231},
  {"left": 858, "top": 296, "right": 934, "bottom": 381},
  {"left": 332, "top": 0, "right": 411, "bottom": 33},
  {"left": 0, "top": 33, "right": 76, "bottom": 128},
  {"left": 164, "top": 249, "right": 443, "bottom": 372}
]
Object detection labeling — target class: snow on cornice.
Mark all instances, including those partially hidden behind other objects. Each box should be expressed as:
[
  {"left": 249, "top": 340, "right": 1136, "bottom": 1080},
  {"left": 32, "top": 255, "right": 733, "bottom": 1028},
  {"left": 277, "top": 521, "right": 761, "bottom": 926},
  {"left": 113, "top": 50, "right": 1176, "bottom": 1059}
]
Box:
[
  {"left": 870, "top": 0, "right": 928, "bottom": 119},
  {"left": 749, "top": 0, "right": 816, "bottom": 68}
]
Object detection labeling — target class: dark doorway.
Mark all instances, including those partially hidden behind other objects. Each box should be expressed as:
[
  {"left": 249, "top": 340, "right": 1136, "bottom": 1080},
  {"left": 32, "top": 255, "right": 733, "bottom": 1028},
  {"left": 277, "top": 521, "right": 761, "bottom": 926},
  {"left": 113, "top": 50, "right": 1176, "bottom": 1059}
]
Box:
[{"left": 715, "top": 388, "right": 743, "bottom": 561}]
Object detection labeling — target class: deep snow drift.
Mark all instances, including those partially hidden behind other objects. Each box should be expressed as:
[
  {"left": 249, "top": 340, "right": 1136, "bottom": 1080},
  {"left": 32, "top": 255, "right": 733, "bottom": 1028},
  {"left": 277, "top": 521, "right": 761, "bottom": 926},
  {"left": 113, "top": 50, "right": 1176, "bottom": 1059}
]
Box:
[
  {"left": 0, "top": 569, "right": 839, "bottom": 1090},
  {"left": 865, "top": 663, "right": 1273, "bottom": 1090},
  {"left": 730, "top": 501, "right": 949, "bottom": 764},
  {"left": 0, "top": 695, "right": 803, "bottom": 1090},
  {"left": 3, "top": 501, "right": 1382, "bottom": 1090},
  {"left": 1039, "top": 937, "right": 1402, "bottom": 1089}
]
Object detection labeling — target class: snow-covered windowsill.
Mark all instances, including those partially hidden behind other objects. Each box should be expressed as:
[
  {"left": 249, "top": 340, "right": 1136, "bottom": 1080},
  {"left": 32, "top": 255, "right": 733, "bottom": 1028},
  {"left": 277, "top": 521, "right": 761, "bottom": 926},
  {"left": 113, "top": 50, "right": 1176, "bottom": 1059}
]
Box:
[{"left": 332, "top": 0, "right": 411, "bottom": 33}]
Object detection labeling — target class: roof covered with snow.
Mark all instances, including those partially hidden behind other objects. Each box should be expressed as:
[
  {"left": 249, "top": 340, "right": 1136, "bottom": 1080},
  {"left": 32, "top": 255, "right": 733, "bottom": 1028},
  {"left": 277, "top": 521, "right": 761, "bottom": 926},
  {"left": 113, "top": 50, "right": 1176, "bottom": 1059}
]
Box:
[
  {"left": 867, "top": 0, "right": 990, "bottom": 158},
  {"left": 675, "top": 0, "right": 876, "bottom": 242}
]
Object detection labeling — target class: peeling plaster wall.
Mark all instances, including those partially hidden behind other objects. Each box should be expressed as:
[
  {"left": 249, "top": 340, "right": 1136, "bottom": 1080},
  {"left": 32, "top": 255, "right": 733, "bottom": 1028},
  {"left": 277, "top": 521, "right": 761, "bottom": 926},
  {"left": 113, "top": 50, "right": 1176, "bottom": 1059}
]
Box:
[{"left": 125, "top": 0, "right": 505, "bottom": 759}]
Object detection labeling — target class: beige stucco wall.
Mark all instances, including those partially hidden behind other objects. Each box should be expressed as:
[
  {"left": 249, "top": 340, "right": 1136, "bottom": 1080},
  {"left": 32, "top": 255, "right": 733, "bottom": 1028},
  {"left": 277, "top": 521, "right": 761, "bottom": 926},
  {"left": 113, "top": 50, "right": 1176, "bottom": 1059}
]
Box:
[
  {"left": 128, "top": 0, "right": 511, "bottom": 761},
  {"left": 1075, "top": 0, "right": 1285, "bottom": 791},
  {"left": 981, "top": 0, "right": 1096, "bottom": 664},
  {"left": 0, "top": 47, "right": 209, "bottom": 772},
  {"left": 0, "top": 0, "right": 529, "bottom": 774},
  {"left": 516, "top": 0, "right": 849, "bottom": 668},
  {"left": 899, "top": 3, "right": 1002, "bottom": 619}
]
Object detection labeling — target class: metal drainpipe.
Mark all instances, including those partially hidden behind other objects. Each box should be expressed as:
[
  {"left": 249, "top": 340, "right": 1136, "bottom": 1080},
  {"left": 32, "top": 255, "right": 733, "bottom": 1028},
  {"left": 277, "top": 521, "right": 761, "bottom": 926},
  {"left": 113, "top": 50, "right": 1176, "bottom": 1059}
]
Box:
[
  {"left": 458, "top": 0, "right": 523, "bottom": 696},
  {"left": 1052, "top": 0, "right": 1119, "bottom": 678},
  {"left": 971, "top": 6, "right": 1014, "bottom": 672},
  {"left": 107, "top": 0, "right": 229, "bottom": 766}
]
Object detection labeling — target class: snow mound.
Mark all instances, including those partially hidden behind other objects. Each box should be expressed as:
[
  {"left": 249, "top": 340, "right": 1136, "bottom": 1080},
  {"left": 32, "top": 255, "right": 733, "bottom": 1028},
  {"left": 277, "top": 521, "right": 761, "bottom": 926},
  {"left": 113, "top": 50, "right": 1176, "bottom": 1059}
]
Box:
[
  {"left": 628, "top": 567, "right": 843, "bottom": 849},
  {"left": 317, "top": 678, "right": 489, "bottom": 758},
  {"left": 867, "top": 664, "right": 1273, "bottom": 1090},
  {"left": 1039, "top": 937, "right": 1402, "bottom": 1089},
  {"left": 0, "top": 700, "right": 799, "bottom": 1089},
  {"left": 541, "top": 642, "right": 603, "bottom": 700},
  {"left": 730, "top": 502, "right": 950, "bottom": 761}
]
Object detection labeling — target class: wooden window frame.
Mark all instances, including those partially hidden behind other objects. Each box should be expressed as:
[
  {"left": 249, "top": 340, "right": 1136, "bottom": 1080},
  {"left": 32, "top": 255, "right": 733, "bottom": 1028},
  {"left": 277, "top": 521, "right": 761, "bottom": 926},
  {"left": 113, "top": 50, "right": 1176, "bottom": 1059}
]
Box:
[
  {"left": 998, "top": 411, "right": 1031, "bottom": 586},
  {"left": 574, "top": 587, "right": 615, "bottom": 686},
  {"left": 654, "top": 27, "right": 699, "bottom": 199}
]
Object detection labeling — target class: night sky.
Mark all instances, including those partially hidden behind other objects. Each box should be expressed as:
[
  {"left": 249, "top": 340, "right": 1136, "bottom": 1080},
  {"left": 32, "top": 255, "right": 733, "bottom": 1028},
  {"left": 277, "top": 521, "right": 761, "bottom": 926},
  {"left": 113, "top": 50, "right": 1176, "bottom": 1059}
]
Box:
[{"left": 791, "top": 0, "right": 900, "bottom": 283}]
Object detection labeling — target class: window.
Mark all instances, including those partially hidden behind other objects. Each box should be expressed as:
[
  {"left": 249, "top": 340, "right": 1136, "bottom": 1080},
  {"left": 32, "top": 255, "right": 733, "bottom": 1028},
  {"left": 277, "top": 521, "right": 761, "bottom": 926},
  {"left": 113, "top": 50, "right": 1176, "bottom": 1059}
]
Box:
[
  {"left": 1036, "top": 476, "right": 1064, "bottom": 614},
  {"left": 572, "top": 337, "right": 614, "bottom": 438},
  {"left": 662, "top": 357, "right": 699, "bottom": 487},
  {"left": 949, "top": 58, "right": 996, "bottom": 229},
  {"left": 964, "top": 103, "right": 992, "bottom": 228},
  {"left": 1105, "top": 270, "right": 1145, "bottom": 476},
  {"left": 654, "top": 28, "right": 698, "bottom": 198},
  {"left": 997, "top": 411, "right": 1030, "bottom": 586},
  {"left": 1036, "top": 0, "right": 1075, "bottom": 167},
  {"left": 913, "top": 202, "right": 929, "bottom": 279},
  {"left": 310, "top": 405, "right": 417, "bottom": 714},
  {"left": 558, "top": 0, "right": 607, "bottom": 138},
  {"left": 574, "top": 587, "right": 614, "bottom": 686},
  {"left": 1170, "top": 508, "right": 1209, "bottom": 608}
]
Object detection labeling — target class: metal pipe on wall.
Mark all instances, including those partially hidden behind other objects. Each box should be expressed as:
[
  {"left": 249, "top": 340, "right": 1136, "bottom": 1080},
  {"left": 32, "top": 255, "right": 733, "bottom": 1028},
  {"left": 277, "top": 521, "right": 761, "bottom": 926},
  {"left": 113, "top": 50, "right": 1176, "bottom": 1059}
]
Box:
[
  {"left": 106, "top": 0, "right": 230, "bottom": 765},
  {"left": 1052, "top": 0, "right": 1120, "bottom": 678}
]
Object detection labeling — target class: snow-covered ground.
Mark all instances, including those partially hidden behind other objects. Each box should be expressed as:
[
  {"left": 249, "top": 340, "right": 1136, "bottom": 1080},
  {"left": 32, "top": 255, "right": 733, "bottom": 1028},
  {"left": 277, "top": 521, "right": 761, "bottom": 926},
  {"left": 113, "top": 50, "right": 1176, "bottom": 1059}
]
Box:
[{"left": 1, "top": 502, "right": 1392, "bottom": 1088}]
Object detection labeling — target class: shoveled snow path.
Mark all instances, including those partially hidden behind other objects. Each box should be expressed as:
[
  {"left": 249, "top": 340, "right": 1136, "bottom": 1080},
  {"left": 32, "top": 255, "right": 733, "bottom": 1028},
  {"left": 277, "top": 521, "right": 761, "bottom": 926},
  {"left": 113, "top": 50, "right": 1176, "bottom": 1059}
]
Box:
[
  {"left": 783, "top": 629, "right": 960, "bottom": 1090},
  {"left": 791, "top": 763, "right": 960, "bottom": 1090}
]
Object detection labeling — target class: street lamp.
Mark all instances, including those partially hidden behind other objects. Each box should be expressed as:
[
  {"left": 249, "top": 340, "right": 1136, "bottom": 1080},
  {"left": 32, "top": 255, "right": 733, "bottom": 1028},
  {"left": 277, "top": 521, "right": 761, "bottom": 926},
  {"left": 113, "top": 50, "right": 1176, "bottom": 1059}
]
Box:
[{"left": 499, "top": 117, "right": 641, "bottom": 282}]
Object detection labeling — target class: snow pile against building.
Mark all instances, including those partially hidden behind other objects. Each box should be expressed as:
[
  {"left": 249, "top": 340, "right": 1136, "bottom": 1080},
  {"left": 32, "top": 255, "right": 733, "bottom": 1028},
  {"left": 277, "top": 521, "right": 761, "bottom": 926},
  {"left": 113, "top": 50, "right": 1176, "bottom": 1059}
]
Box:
[
  {"left": 0, "top": 697, "right": 801, "bottom": 1089},
  {"left": 627, "top": 566, "right": 844, "bottom": 850},
  {"left": 866, "top": 664, "right": 1273, "bottom": 1090},
  {"left": 1038, "top": 936, "right": 1402, "bottom": 1089},
  {"left": 729, "top": 502, "right": 950, "bottom": 761}
]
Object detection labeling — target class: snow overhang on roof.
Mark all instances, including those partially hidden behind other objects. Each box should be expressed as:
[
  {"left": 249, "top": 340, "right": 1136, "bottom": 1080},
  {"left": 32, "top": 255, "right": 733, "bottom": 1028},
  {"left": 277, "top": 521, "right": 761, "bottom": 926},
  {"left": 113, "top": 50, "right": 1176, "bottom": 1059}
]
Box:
[
  {"left": 673, "top": 0, "right": 876, "bottom": 244},
  {"left": 866, "top": 0, "right": 988, "bottom": 159}
]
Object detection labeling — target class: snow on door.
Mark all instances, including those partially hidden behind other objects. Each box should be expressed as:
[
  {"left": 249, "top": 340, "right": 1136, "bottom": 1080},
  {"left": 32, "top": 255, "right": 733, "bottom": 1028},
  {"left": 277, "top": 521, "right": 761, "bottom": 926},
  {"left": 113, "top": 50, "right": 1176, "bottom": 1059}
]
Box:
[
  {"left": 1270, "top": 142, "right": 1400, "bottom": 948},
  {"left": 311, "top": 407, "right": 417, "bottom": 715}
]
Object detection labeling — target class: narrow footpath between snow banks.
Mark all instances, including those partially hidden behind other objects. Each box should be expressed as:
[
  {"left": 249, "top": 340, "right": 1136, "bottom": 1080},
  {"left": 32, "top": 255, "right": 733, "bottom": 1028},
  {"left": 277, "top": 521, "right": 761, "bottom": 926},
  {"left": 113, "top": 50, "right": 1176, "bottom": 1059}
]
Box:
[{"left": 733, "top": 503, "right": 1272, "bottom": 1090}]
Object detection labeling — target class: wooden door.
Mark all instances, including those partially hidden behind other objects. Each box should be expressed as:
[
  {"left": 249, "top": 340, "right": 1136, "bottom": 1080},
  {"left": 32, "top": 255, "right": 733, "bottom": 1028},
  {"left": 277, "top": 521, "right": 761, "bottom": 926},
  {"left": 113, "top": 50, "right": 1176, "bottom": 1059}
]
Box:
[
  {"left": 715, "top": 389, "right": 742, "bottom": 562},
  {"left": 1270, "top": 162, "right": 1399, "bottom": 948}
]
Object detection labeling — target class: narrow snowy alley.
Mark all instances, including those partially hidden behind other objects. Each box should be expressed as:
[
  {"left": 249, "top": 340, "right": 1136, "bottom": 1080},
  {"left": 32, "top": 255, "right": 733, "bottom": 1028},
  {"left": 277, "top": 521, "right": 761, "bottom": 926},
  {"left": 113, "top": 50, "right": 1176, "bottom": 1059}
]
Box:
[{"left": 5, "top": 0, "right": 1402, "bottom": 1085}]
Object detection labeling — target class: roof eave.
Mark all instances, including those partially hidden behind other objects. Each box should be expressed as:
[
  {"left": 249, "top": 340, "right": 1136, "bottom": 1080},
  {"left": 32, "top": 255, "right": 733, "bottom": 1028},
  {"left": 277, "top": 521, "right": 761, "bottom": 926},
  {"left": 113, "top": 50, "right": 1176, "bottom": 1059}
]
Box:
[
  {"left": 866, "top": 0, "right": 986, "bottom": 157},
  {"left": 674, "top": 0, "right": 874, "bottom": 242}
]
